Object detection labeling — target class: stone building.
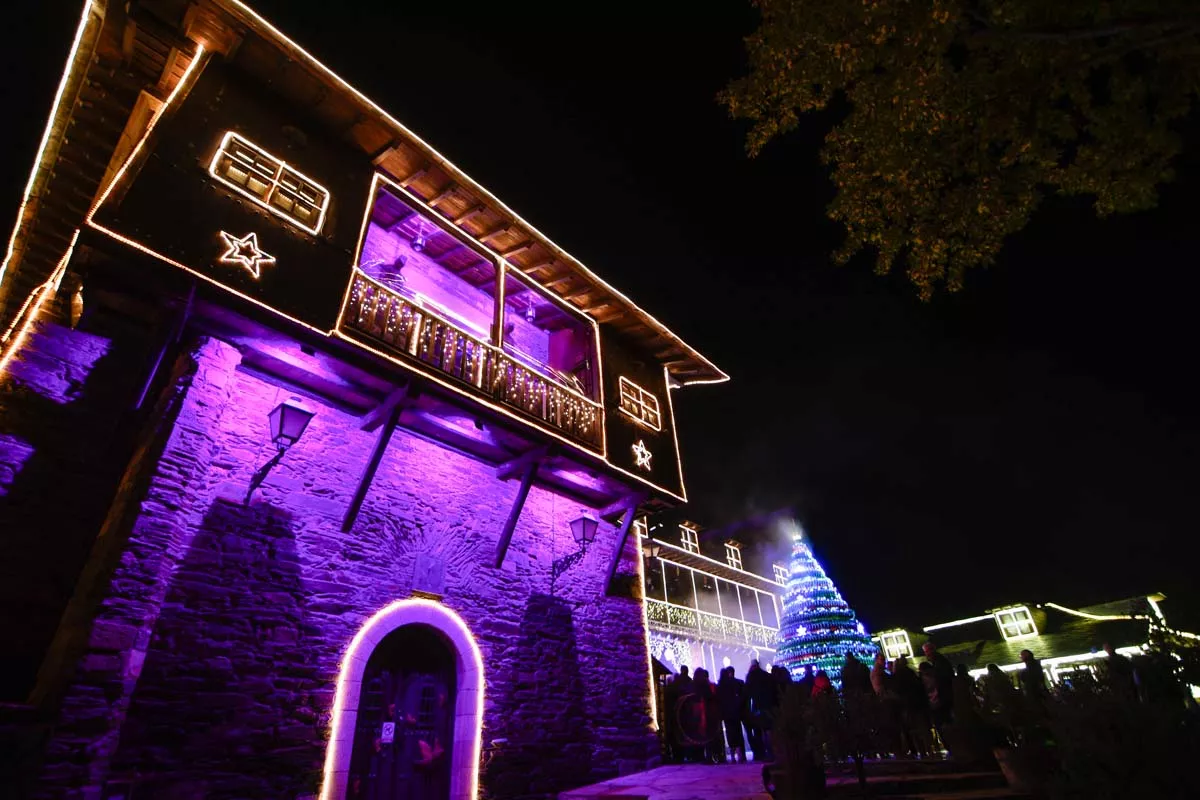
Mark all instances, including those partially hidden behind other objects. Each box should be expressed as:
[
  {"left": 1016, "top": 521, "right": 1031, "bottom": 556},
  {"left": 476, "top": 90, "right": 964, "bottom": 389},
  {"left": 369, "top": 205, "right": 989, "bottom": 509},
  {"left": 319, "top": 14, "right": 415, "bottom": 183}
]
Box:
[{"left": 0, "top": 2, "right": 726, "bottom": 798}]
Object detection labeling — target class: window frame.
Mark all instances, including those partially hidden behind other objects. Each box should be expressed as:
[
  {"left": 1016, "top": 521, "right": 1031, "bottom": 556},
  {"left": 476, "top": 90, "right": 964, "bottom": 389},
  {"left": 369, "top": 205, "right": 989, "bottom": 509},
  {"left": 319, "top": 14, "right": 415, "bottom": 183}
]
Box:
[
  {"left": 617, "top": 376, "right": 663, "bottom": 431},
  {"left": 879, "top": 630, "right": 913, "bottom": 661},
  {"left": 724, "top": 542, "right": 743, "bottom": 570},
  {"left": 680, "top": 525, "right": 699, "bottom": 554},
  {"left": 772, "top": 563, "right": 788, "bottom": 586},
  {"left": 208, "top": 131, "right": 330, "bottom": 235},
  {"left": 994, "top": 606, "right": 1038, "bottom": 641}
]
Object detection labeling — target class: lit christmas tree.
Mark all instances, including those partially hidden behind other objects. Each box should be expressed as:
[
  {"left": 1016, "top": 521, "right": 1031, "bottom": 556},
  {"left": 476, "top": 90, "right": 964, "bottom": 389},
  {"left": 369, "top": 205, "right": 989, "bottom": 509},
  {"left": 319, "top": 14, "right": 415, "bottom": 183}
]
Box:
[{"left": 776, "top": 524, "right": 876, "bottom": 685}]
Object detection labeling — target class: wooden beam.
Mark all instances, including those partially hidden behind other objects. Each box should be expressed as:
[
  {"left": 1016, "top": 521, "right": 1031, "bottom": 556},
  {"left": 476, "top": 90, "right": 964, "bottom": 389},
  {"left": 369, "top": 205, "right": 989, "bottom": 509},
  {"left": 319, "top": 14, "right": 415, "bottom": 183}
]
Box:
[
  {"left": 479, "top": 225, "right": 513, "bottom": 244},
  {"left": 582, "top": 302, "right": 618, "bottom": 316},
  {"left": 605, "top": 493, "right": 647, "bottom": 594},
  {"left": 525, "top": 260, "right": 558, "bottom": 276},
  {"left": 500, "top": 242, "right": 534, "bottom": 260},
  {"left": 454, "top": 204, "right": 487, "bottom": 225},
  {"left": 562, "top": 285, "right": 595, "bottom": 302},
  {"left": 494, "top": 458, "right": 540, "bottom": 568},
  {"left": 157, "top": 47, "right": 181, "bottom": 92},
  {"left": 121, "top": 19, "right": 137, "bottom": 65},
  {"left": 544, "top": 276, "right": 575, "bottom": 292},
  {"left": 401, "top": 166, "right": 429, "bottom": 188},
  {"left": 496, "top": 445, "right": 551, "bottom": 481},
  {"left": 361, "top": 384, "right": 413, "bottom": 431},
  {"left": 342, "top": 404, "right": 402, "bottom": 532},
  {"left": 600, "top": 491, "right": 647, "bottom": 524},
  {"left": 428, "top": 182, "right": 459, "bottom": 206},
  {"left": 368, "top": 140, "right": 398, "bottom": 164}
]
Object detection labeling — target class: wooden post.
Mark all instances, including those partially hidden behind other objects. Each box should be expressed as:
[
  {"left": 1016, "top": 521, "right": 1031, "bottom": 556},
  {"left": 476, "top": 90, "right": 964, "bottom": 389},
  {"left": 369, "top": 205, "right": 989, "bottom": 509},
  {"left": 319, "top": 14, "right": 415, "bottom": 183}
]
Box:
[
  {"left": 494, "top": 459, "right": 538, "bottom": 568},
  {"left": 342, "top": 404, "right": 401, "bottom": 532},
  {"left": 604, "top": 493, "right": 645, "bottom": 594}
]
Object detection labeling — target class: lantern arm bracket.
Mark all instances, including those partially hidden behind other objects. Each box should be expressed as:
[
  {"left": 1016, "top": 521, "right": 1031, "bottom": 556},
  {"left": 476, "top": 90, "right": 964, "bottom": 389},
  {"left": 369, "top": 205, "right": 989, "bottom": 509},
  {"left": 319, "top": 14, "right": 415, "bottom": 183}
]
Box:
[
  {"left": 244, "top": 446, "right": 287, "bottom": 505},
  {"left": 551, "top": 544, "right": 589, "bottom": 582}
]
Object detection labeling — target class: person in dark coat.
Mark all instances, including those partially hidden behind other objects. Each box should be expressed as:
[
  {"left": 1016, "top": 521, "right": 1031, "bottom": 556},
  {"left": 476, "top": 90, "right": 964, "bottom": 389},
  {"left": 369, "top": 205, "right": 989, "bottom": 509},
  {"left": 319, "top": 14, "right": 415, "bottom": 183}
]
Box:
[
  {"left": 744, "top": 660, "right": 773, "bottom": 760},
  {"left": 1103, "top": 643, "right": 1136, "bottom": 698},
  {"left": 675, "top": 665, "right": 693, "bottom": 696},
  {"left": 717, "top": 666, "right": 747, "bottom": 763},
  {"left": 894, "top": 656, "right": 932, "bottom": 757},
  {"left": 691, "top": 668, "right": 722, "bottom": 763},
  {"left": 841, "top": 654, "right": 872, "bottom": 697},
  {"left": 796, "top": 664, "right": 816, "bottom": 699},
  {"left": 922, "top": 642, "right": 955, "bottom": 742},
  {"left": 1018, "top": 650, "right": 1048, "bottom": 700}
]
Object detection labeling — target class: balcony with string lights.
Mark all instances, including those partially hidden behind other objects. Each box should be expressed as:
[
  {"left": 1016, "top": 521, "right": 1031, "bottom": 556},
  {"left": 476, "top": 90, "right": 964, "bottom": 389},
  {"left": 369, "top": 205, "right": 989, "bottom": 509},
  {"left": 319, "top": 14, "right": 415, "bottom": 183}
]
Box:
[{"left": 339, "top": 175, "right": 604, "bottom": 452}]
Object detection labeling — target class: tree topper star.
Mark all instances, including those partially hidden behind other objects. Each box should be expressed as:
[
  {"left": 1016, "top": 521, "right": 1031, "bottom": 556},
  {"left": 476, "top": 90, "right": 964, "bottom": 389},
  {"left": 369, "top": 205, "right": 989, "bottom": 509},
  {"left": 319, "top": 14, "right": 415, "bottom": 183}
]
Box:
[
  {"left": 218, "top": 231, "right": 276, "bottom": 279},
  {"left": 632, "top": 439, "right": 653, "bottom": 471}
]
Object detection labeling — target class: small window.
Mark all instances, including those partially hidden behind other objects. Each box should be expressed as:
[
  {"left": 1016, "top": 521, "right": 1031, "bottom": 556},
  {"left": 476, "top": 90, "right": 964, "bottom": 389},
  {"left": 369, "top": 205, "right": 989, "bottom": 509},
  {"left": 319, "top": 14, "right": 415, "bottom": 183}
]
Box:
[
  {"left": 618, "top": 377, "right": 662, "bottom": 431},
  {"left": 879, "top": 630, "right": 913, "bottom": 661},
  {"left": 680, "top": 525, "right": 699, "bottom": 554},
  {"left": 773, "top": 563, "right": 788, "bottom": 586},
  {"left": 209, "top": 132, "right": 330, "bottom": 235},
  {"left": 725, "top": 542, "right": 742, "bottom": 570},
  {"left": 994, "top": 606, "right": 1038, "bottom": 641},
  {"left": 633, "top": 517, "right": 649, "bottom": 538}
]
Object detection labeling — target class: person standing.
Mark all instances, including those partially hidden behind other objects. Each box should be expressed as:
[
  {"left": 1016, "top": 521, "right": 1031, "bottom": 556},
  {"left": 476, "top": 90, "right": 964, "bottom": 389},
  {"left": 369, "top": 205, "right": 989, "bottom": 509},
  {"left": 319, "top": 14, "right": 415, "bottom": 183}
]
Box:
[
  {"left": 717, "top": 666, "right": 748, "bottom": 763},
  {"left": 1103, "top": 643, "right": 1136, "bottom": 699},
  {"left": 796, "top": 664, "right": 816, "bottom": 699},
  {"left": 1018, "top": 649, "right": 1048, "bottom": 700},
  {"left": 894, "top": 656, "right": 932, "bottom": 758},
  {"left": 922, "top": 643, "right": 955, "bottom": 715},
  {"left": 744, "top": 660, "right": 772, "bottom": 761}
]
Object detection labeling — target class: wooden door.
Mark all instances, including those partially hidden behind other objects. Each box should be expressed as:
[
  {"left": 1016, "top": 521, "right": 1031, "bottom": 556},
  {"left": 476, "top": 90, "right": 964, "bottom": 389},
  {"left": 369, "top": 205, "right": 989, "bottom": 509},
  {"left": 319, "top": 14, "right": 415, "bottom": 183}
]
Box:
[{"left": 348, "top": 626, "right": 455, "bottom": 800}]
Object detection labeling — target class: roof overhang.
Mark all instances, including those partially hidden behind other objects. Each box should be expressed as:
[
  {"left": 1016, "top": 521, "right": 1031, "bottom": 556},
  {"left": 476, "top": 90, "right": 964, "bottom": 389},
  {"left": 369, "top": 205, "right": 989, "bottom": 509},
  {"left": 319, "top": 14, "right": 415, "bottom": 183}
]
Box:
[{"left": 0, "top": 0, "right": 728, "bottom": 387}]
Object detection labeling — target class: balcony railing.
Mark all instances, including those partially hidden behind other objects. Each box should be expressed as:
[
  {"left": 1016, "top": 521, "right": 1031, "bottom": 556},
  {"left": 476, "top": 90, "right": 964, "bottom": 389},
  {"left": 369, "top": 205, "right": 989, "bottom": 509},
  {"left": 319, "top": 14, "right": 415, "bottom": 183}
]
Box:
[
  {"left": 341, "top": 271, "right": 604, "bottom": 450},
  {"left": 645, "top": 598, "right": 778, "bottom": 650}
]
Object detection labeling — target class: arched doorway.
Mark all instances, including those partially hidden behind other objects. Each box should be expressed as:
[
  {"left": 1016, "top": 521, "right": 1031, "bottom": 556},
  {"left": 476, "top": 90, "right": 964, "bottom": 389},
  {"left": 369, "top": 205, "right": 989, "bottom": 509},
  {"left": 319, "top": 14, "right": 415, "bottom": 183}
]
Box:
[
  {"left": 349, "top": 625, "right": 454, "bottom": 799},
  {"left": 322, "top": 599, "right": 484, "bottom": 800}
]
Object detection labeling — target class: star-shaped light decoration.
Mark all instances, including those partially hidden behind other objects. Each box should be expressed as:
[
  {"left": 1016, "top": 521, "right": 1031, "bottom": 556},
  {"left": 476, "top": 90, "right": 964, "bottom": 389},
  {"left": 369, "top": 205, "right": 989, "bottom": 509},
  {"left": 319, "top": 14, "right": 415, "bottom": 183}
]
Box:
[
  {"left": 218, "top": 231, "right": 276, "bottom": 279},
  {"left": 632, "top": 439, "right": 653, "bottom": 471}
]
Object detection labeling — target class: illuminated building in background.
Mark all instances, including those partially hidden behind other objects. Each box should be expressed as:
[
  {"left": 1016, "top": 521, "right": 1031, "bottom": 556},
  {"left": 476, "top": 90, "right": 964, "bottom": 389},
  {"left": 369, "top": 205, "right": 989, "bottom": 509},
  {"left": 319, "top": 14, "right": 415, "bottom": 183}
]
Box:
[
  {"left": 638, "top": 509, "right": 793, "bottom": 715},
  {"left": 0, "top": 2, "right": 727, "bottom": 798},
  {"left": 875, "top": 593, "right": 1199, "bottom": 688}
]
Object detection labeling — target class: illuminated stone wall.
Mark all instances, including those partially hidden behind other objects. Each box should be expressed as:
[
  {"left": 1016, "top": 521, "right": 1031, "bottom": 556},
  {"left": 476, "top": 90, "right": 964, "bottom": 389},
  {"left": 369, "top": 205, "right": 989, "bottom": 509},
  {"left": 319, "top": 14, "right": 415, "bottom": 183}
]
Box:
[{"left": 6, "top": 325, "right": 657, "bottom": 799}]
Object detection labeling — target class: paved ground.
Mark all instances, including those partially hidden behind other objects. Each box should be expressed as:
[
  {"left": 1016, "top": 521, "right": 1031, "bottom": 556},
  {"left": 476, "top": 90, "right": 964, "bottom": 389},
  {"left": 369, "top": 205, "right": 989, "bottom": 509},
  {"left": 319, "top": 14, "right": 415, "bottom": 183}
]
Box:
[
  {"left": 558, "top": 764, "right": 768, "bottom": 800},
  {"left": 558, "top": 761, "right": 1024, "bottom": 800}
]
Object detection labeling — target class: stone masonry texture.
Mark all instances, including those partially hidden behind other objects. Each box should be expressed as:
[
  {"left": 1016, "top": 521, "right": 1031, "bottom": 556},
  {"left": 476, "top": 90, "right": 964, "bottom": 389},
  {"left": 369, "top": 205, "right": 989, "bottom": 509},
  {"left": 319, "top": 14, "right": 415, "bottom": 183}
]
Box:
[{"left": 4, "top": 322, "right": 659, "bottom": 799}]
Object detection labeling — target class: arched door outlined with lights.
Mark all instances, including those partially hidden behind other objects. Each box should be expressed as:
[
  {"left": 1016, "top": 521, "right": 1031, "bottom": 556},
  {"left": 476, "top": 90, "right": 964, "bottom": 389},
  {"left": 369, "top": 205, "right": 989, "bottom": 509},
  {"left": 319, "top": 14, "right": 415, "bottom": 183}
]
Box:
[{"left": 321, "top": 599, "right": 484, "bottom": 800}]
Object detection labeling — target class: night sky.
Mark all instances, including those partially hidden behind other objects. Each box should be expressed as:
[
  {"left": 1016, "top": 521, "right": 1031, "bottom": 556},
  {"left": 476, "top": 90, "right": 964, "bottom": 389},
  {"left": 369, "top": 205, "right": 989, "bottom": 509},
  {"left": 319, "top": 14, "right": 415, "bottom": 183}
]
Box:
[{"left": 6, "top": 0, "right": 1199, "bottom": 632}]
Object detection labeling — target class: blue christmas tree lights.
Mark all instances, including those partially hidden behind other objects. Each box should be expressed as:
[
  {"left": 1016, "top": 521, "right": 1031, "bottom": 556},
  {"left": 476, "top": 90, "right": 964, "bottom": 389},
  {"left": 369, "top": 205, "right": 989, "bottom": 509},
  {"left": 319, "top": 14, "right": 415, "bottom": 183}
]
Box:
[{"left": 776, "top": 524, "right": 876, "bottom": 685}]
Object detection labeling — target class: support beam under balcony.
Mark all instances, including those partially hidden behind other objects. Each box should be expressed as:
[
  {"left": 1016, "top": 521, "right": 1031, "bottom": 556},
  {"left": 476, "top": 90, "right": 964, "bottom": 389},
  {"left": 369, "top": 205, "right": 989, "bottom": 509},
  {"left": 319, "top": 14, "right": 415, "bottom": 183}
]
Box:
[
  {"left": 496, "top": 445, "right": 551, "bottom": 481},
  {"left": 494, "top": 450, "right": 546, "bottom": 569},
  {"left": 362, "top": 384, "right": 414, "bottom": 432},
  {"left": 604, "top": 492, "right": 647, "bottom": 595},
  {"left": 342, "top": 401, "right": 404, "bottom": 532}
]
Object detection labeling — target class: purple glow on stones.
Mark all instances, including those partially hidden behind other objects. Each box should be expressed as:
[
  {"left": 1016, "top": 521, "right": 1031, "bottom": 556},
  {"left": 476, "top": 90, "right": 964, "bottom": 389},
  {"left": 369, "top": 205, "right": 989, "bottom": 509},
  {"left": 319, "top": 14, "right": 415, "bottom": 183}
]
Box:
[{"left": 0, "top": 433, "right": 35, "bottom": 497}]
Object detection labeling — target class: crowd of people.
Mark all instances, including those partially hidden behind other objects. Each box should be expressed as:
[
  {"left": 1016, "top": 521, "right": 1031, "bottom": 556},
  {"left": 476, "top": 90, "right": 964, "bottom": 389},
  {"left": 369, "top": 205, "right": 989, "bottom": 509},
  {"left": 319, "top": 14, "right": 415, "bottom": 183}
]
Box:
[{"left": 660, "top": 640, "right": 1192, "bottom": 764}]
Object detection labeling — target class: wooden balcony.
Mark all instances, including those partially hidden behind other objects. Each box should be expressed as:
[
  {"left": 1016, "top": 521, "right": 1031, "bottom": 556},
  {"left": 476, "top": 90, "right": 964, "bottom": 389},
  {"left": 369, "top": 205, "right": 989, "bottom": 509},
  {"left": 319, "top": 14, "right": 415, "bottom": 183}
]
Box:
[
  {"left": 645, "top": 599, "right": 778, "bottom": 650},
  {"left": 340, "top": 270, "right": 604, "bottom": 451}
]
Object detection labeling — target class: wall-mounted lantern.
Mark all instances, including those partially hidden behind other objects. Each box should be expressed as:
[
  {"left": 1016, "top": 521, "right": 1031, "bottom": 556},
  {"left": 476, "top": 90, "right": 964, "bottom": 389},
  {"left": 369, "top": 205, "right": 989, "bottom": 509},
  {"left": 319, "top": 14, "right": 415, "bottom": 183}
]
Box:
[
  {"left": 244, "top": 398, "right": 315, "bottom": 504},
  {"left": 642, "top": 539, "right": 661, "bottom": 559},
  {"left": 552, "top": 513, "right": 601, "bottom": 583},
  {"left": 568, "top": 513, "right": 599, "bottom": 548}
]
